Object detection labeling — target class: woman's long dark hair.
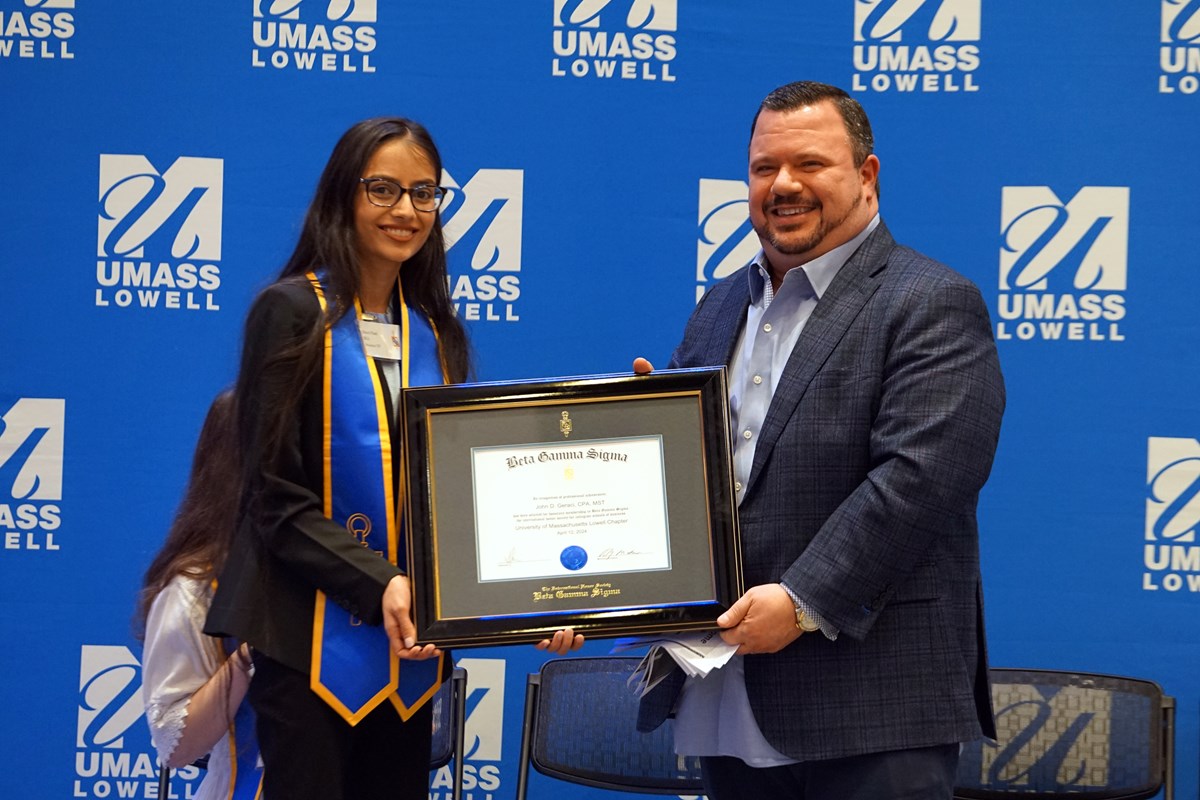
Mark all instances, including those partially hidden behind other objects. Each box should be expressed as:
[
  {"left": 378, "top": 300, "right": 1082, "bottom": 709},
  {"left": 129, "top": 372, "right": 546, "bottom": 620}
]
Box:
[
  {"left": 136, "top": 389, "right": 239, "bottom": 634},
  {"left": 244, "top": 117, "right": 472, "bottom": 468}
]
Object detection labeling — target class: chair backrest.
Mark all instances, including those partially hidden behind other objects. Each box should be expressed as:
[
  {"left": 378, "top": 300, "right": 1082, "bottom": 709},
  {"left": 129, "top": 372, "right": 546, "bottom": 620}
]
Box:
[
  {"left": 955, "top": 668, "right": 1175, "bottom": 800},
  {"left": 515, "top": 656, "right": 704, "bottom": 798},
  {"left": 429, "top": 665, "right": 468, "bottom": 800},
  {"left": 429, "top": 666, "right": 467, "bottom": 772}
]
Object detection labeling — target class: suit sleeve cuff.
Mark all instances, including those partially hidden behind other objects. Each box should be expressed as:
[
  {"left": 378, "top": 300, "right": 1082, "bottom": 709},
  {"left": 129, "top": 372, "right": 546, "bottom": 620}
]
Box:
[{"left": 779, "top": 583, "right": 840, "bottom": 641}]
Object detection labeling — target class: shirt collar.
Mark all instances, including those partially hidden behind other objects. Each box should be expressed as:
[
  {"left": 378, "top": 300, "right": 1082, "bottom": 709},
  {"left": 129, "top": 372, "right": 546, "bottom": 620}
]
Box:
[{"left": 747, "top": 213, "right": 881, "bottom": 304}]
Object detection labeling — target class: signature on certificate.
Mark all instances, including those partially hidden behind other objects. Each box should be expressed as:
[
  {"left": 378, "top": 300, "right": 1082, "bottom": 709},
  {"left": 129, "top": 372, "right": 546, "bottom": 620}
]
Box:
[
  {"left": 500, "top": 547, "right": 549, "bottom": 567},
  {"left": 597, "top": 547, "right": 649, "bottom": 561}
]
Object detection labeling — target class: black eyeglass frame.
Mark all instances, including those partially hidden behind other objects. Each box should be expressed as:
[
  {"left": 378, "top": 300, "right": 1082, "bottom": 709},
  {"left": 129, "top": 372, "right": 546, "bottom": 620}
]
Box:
[{"left": 358, "top": 178, "right": 447, "bottom": 212}]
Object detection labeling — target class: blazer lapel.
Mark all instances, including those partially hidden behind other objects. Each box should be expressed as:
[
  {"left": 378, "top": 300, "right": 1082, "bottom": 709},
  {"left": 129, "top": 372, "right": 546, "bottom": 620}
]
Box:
[
  {"left": 744, "top": 223, "right": 896, "bottom": 495},
  {"left": 711, "top": 269, "right": 753, "bottom": 365}
]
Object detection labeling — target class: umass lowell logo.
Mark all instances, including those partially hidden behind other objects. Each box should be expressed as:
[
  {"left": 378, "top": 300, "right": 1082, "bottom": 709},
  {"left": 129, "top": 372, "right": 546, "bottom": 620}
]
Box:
[
  {"left": 1160, "top": 0, "right": 1200, "bottom": 94},
  {"left": 551, "top": 0, "right": 678, "bottom": 82},
  {"left": 696, "top": 178, "right": 758, "bottom": 303},
  {"left": 1143, "top": 437, "right": 1200, "bottom": 593},
  {"left": 996, "top": 186, "right": 1128, "bottom": 342},
  {"left": 0, "top": 397, "right": 63, "bottom": 552},
  {"left": 852, "top": 0, "right": 981, "bottom": 93},
  {"left": 0, "top": 0, "right": 75, "bottom": 60},
  {"left": 442, "top": 168, "right": 523, "bottom": 323},
  {"left": 252, "top": 0, "right": 377, "bottom": 73},
  {"left": 74, "top": 646, "right": 203, "bottom": 798},
  {"left": 967, "top": 682, "right": 1112, "bottom": 789},
  {"left": 96, "top": 154, "right": 223, "bottom": 312},
  {"left": 77, "top": 647, "right": 144, "bottom": 752}
]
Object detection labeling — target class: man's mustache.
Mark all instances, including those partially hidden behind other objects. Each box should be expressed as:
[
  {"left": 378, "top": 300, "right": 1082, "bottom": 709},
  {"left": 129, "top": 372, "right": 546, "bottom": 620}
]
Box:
[{"left": 764, "top": 195, "right": 820, "bottom": 212}]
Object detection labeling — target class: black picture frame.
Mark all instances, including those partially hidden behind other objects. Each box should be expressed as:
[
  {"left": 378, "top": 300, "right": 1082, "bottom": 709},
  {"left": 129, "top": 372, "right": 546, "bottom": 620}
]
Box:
[{"left": 401, "top": 367, "right": 741, "bottom": 647}]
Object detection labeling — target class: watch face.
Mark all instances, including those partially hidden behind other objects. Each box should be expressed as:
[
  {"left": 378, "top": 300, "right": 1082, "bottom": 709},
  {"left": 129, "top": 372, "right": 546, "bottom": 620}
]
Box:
[{"left": 797, "top": 611, "right": 820, "bottom": 632}]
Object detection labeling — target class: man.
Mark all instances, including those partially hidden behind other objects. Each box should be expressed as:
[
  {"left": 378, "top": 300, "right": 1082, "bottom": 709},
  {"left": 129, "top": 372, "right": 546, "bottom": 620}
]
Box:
[{"left": 636, "top": 81, "right": 1004, "bottom": 799}]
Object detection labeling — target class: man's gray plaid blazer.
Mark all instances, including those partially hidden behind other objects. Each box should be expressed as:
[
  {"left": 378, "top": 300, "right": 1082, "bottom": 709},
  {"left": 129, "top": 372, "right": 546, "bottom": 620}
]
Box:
[{"left": 639, "top": 220, "right": 1005, "bottom": 762}]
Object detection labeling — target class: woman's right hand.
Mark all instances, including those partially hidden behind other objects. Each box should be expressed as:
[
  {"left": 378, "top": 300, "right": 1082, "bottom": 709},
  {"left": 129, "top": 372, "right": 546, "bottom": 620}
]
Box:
[{"left": 382, "top": 575, "right": 441, "bottom": 659}]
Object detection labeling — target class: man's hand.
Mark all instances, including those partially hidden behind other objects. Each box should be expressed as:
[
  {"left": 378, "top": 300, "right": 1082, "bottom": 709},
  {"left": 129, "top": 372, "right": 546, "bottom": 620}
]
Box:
[
  {"left": 535, "top": 628, "right": 585, "bottom": 656},
  {"left": 382, "top": 575, "right": 441, "bottom": 660},
  {"left": 717, "top": 583, "right": 803, "bottom": 655}
]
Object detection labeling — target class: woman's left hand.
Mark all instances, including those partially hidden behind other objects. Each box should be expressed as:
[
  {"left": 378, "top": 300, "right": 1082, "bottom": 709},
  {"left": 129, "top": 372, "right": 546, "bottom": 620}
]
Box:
[{"left": 382, "top": 575, "right": 442, "bottom": 659}]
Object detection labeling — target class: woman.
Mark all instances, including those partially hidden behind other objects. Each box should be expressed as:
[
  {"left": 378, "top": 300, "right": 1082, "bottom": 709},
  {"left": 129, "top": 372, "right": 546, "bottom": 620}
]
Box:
[
  {"left": 205, "top": 118, "right": 581, "bottom": 800},
  {"left": 139, "top": 390, "right": 262, "bottom": 799}
]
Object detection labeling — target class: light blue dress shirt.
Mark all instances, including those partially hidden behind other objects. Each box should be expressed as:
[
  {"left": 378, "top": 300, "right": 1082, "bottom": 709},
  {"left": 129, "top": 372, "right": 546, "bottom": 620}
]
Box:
[{"left": 673, "top": 215, "right": 880, "bottom": 766}]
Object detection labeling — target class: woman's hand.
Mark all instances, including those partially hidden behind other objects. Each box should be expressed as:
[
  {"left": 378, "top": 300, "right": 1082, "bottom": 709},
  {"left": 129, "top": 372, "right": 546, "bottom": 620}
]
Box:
[{"left": 382, "top": 575, "right": 441, "bottom": 660}]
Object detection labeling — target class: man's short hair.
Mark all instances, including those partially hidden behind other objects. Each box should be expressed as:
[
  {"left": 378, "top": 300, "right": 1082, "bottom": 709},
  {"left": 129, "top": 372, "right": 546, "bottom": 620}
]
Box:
[{"left": 750, "top": 81, "right": 875, "bottom": 168}]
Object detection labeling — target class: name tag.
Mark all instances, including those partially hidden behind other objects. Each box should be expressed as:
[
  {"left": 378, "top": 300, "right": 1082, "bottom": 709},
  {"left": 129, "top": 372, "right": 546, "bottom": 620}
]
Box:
[{"left": 359, "top": 319, "right": 401, "bottom": 361}]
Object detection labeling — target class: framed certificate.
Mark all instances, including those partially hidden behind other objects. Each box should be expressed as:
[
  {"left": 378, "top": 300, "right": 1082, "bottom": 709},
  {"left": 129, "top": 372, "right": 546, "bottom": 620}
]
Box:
[{"left": 401, "top": 367, "right": 741, "bottom": 647}]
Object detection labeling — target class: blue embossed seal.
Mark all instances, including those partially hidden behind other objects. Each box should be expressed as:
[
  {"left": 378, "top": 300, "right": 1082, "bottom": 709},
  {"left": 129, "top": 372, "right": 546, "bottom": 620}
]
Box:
[{"left": 560, "top": 545, "right": 587, "bottom": 571}]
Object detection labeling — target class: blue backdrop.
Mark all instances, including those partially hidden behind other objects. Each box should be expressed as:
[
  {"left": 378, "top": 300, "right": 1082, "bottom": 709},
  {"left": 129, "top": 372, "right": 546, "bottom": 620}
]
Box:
[{"left": 1, "top": 1, "right": 1197, "bottom": 798}]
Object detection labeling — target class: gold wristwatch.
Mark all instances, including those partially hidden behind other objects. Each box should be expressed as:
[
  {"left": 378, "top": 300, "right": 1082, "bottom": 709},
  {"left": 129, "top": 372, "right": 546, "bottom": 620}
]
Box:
[{"left": 794, "top": 607, "right": 820, "bottom": 633}]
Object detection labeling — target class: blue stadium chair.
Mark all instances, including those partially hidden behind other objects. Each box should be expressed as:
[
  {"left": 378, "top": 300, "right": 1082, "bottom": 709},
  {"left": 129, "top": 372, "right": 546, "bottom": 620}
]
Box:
[
  {"left": 512, "top": 660, "right": 1176, "bottom": 800},
  {"left": 515, "top": 656, "right": 704, "bottom": 799},
  {"left": 955, "top": 668, "right": 1175, "bottom": 800},
  {"left": 156, "top": 665, "right": 468, "bottom": 800},
  {"left": 430, "top": 665, "right": 469, "bottom": 800}
]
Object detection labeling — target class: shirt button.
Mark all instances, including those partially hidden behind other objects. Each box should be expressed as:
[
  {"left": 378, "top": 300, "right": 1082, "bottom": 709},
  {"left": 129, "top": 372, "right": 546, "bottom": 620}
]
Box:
[
  {"left": 753, "top": 375, "right": 763, "bottom": 385},
  {"left": 743, "top": 430, "right": 752, "bottom": 440},
  {"left": 763, "top": 323, "right": 772, "bottom": 333},
  {"left": 734, "top": 481, "right": 743, "bottom": 492}
]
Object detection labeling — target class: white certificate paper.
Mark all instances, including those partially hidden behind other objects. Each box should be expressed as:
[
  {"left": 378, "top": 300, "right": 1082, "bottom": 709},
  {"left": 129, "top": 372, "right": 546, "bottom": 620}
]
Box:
[{"left": 471, "top": 435, "right": 671, "bottom": 582}]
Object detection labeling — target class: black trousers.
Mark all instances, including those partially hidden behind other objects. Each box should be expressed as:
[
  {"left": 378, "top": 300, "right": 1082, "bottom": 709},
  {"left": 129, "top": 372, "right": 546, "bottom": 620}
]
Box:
[
  {"left": 700, "top": 743, "right": 960, "bottom": 800},
  {"left": 249, "top": 653, "right": 433, "bottom": 800}
]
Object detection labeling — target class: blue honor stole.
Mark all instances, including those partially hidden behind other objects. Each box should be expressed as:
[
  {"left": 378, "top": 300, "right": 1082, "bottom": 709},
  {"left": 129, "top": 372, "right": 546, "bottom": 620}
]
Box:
[
  {"left": 306, "top": 272, "right": 446, "bottom": 725},
  {"left": 219, "top": 641, "right": 263, "bottom": 799}
]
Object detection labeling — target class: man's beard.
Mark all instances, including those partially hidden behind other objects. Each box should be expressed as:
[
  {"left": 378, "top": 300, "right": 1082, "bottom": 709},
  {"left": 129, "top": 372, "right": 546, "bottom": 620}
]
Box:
[{"left": 755, "top": 190, "right": 862, "bottom": 256}]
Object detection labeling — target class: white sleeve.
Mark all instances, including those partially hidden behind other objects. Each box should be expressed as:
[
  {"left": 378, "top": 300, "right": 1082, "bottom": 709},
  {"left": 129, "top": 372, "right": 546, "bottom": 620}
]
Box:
[{"left": 141, "top": 576, "right": 222, "bottom": 766}]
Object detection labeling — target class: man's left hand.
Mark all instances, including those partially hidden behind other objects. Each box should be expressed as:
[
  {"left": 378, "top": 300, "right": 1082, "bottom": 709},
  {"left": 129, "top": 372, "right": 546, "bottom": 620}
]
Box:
[{"left": 718, "top": 584, "right": 802, "bottom": 655}]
